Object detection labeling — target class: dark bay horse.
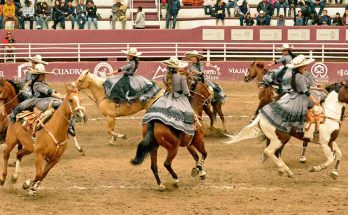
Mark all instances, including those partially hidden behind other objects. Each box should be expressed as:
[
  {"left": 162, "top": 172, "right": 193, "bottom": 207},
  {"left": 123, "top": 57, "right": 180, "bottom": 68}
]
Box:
[
  {"left": 131, "top": 82, "right": 212, "bottom": 190},
  {"left": 0, "top": 85, "right": 86, "bottom": 195}
]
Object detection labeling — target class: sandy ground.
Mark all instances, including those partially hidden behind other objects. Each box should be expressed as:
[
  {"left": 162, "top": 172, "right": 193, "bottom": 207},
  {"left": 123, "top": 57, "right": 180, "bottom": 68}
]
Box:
[{"left": 0, "top": 81, "right": 348, "bottom": 215}]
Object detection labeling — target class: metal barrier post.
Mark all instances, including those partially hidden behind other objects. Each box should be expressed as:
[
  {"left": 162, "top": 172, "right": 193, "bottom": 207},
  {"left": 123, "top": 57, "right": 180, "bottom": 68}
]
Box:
[
  {"left": 207, "top": 49, "right": 210, "bottom": 61},
  {"left": 309, "top": 50, "right": 313, "bottom": 59},
  {"left": 322, "top": 44, "right": 324, "bottom": 62},
  {"left": 175, "top": 43, "right": 178, "bottom": 57},
  {"left": 224, "top": 44, "right": 226, "bottom": 61},
  {"left": 272, "top": 44, "right": 275, "bottom": 61},
  {"left": 78, "top": 43, "right": 80, "bottom": 62},
  {"left": 28, "top": 43, "right": 31, "bottom": 58}
]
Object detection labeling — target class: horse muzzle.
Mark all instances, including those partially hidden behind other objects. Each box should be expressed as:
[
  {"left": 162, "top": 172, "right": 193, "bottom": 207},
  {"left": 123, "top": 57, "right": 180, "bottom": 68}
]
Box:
[
  {"left": 244, "top": 76, "right": 252, "bottom": 82},
  {"left": 73, "top": 107, "right": 87, "bottom": 124}
]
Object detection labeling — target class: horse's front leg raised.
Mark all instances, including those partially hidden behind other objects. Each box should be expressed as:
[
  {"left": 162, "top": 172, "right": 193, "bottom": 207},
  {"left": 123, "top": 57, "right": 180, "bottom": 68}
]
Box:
[
  {"left": 68, "top": 124, "right": 85, "bottom": 156},
  {"left": 330, "top": 141, "right": 342, "bottom": 179},
  {"left": 11, "top": 148, "right": 32, "bottom": 184},
  {"left": 106, "top": 116, "right": 126, "bottom": 145},
  {"left": 309, "top": 142, "right": 335, "bottom": 173}
]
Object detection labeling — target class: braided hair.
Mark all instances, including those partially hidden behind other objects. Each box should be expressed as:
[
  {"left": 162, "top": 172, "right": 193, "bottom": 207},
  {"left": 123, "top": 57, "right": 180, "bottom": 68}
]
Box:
[
  {"left": 131, "top": 56, "right": 139, "bottom": 71},
  {"left": 165, "top": 67, "right": 176, "bottom": 93},
  {"left": 288, "top": 50, "right": 297, "bottom": 59},
  {"left": 290, "top": 68, "right": 300, "bottom": 92}
]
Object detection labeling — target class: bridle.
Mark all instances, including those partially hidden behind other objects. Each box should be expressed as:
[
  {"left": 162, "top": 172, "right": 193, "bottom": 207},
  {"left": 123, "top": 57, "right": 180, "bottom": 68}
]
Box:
[{"left": 74, "top": 72, "right": 106, "bottom": 105}]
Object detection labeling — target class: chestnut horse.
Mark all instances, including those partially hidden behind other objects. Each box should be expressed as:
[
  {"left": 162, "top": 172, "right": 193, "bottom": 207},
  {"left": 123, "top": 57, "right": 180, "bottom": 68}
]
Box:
[
  {"left": 131, "top": 82, "right": 212, "bottom": 190},
  {"left": 73, "top": 70, "right": 164, "bottom": 145},
  {"left": 226, "top": 83, "right": 348, "bottom": 179},
  {"left": 0, "top": 79, "right": 84, "bottom": 154},
  {"left": 0, "top": 85, "right": 86, "bottom": 195}
]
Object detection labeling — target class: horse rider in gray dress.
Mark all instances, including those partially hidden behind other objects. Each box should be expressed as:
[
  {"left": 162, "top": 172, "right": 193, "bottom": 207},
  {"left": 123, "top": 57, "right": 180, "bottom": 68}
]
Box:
[
  {"left": 259, "top": 55, "right": 320, "bottom": 133},
  {"left": 143, "top": 57, "right": 195, "bottom": 135}
]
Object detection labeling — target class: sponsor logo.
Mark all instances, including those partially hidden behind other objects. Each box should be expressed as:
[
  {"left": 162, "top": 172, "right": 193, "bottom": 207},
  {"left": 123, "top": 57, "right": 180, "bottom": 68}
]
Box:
[
  {"left": 0, "top": 71, "right": 4, "bottom": 77},
  {"left": 337, "top": 69, "right": 348, "bottom": 77},
  {"left": 94, "top": 62, "right": 113, "bottom": 77},
  {"left": 228, "top": 67, "right": 248, "bottom": 75},
  {"left": 51, "top": 68, "right": 84, "bottom": 76},
  {"left": 311, "top": 62, "right": 329, "bottom": 82},
  {"left": 152, "top": 65, "right": 167, "bottom": 80},
  {"left": 204, "top": 62, "right": 220, "bottom": 80}
]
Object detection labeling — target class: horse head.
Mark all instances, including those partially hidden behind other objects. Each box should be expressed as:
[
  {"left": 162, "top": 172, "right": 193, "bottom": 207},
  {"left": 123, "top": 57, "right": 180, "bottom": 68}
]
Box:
[
  {"left": 338, "top": 81, "right": 348, "bottom": 103},
  {"left": 191, "top": 82, "right": 213, "bottom": 112},
  {"left": 65, "top": 84, "right": 87, "bottom": 124},
  {"left": 245, "top": 61, "right": 265, "bottom": 82},
  {"left": 0, "top": 79, "right": 8, "bottom": 100},
  {"left": 73, "top": 70, "right": 91, "bottom": 90}
]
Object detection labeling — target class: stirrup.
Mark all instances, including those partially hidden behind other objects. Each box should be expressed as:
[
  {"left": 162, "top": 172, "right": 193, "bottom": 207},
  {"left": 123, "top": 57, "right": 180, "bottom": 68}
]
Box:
[{"left": 313, "top": 130, "right": 319, "bottom": 143}]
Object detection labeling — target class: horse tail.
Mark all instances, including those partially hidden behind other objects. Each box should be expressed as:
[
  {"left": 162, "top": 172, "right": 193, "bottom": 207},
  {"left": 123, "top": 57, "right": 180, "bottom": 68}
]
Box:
[
  {"left": 131, "top": 122, "right": 157, "bottom": 165},
  {"left": 224, "top": 114, "right": 264, "bottom": 144}
]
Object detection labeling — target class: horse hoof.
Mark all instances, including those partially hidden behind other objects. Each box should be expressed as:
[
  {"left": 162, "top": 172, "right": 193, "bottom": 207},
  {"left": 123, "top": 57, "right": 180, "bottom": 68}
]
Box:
[
  {"left": 299, "top": 157, "right": 307, "bottom": 163},
  {"left": 79, "top": 149, "right": 86, "bottom": 156},
  {"left": 173, "top": 180, "right": 179, "bottom": 188},
  {"left": 330, "top": 172, "right": 338, "bottom": 180},
  {"left": 121, "top": 135, "right": 127, "bottom": 140},
  {"left": 158, "top": 184, "right": 166, "bottom": 191},
  {"left": 191, "top": 167, "right": 199, "bottom": 177},
  {"left": 108, "top": 142, "right": 116, "bottom": 146},
  {"left": 28, "top": 189, "right": 37, "bottom": 196},
  {"left": 8, "top": 162, "right": 16, "bottom": 167},
  {"left": 11, "top": 176, "right": 17, "bottom": 184},
  {"left": 0, "top": 180, "right": 5, "bottom": 186},
  {"left": 22, "top": 180, "right": 30, "bottom": 190},
  {"left": 200, "top": 175, "right": 206, "bottom": 180},
  {"left": 277, "top": 169, "right": 284, "bottom": 176},
  {"left": 309, "top": 167, "right": 317, "bottom": 172}
]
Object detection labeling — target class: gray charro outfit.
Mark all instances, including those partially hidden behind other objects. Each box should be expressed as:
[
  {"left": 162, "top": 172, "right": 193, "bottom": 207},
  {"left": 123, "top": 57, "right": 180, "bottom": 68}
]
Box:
[
  {"left": 11, "top": 80, "right": 62, "bottom": 120},
  {"left": 262, "top": 66, "right": 293, "bottom": 96},
  {"left": 188, "top": 62, "right": 226, "bottom": 103},
  {"left": 276, "top": 54, "right": 292, "bottom": 66},
  {"left": 143, "top": 69, "right": 195, "bottom": 135},
  {"left": 104, "top": 60, "right": 161, "bottom": 103},
  {"left": 18, "top": 71, "right": 34, "bottom": 101},
  {"left": 304, "top": 72, "right": 327, "bottom": 107},
  {"left": 260, "top": 72, "right": 312, "bottom": 133}
]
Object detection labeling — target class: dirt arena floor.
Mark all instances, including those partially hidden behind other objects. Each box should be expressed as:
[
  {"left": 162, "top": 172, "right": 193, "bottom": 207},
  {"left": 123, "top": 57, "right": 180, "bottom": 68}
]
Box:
[{"left": 0, "top": 81, "right": 348, "bottom": 215}]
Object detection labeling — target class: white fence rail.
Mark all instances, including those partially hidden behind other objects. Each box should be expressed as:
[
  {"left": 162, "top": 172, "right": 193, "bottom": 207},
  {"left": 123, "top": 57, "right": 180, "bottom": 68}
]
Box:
[{"left": 1, "top": 42, "right": 348, "bottom": 63}]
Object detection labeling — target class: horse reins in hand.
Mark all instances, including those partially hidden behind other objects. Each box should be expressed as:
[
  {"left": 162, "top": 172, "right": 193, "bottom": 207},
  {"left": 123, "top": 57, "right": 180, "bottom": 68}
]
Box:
[{"left": 190, "top": 90, "right": 212, "bottom": 107}]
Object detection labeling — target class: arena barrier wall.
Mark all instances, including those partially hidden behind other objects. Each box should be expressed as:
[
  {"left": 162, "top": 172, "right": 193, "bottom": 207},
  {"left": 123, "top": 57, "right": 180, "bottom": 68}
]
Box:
[
  {"left": 2, "top": 26, "right": 348, "bottom": 43},
  {"left": 1, "top": 61, "right": 348, "bottom": 83}
]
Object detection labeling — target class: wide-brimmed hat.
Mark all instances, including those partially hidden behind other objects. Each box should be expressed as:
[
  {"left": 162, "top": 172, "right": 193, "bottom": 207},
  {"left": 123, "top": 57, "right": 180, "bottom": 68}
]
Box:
[
  {"left": 185, "top": 50, "right": 204, "bottom": 59},
  {"left": 121, "top": 47, "right": 142, "bottom": 56},
  {"left": 29, "top": 64, "right": 53, "bottom": 75},
  {"left": 161, "top": 56, "right": 188, "bottom": 68},
  {"left": 286, "top": 55, "right": 315, "bottom": 69},
  {"left": 237, "top": 0, "right": 243, "bottom": 6},
  {"left": 277, "top": 43, "right": 294, "bottom": 51},
  {"left": 25, "top": 54, "right": 48, "bottom": 65}
]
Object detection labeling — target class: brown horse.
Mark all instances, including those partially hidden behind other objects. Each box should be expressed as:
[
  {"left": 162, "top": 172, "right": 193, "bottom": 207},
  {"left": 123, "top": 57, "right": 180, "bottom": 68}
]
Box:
[
  {"left": 73, "top": 70, "right": 164, "bottom": 145},
  {"left": 131, "top": 82, "right": 212, "bottom": 190},
  {"left": 0, "top": 85, "right": 86, "bottom": 195}
]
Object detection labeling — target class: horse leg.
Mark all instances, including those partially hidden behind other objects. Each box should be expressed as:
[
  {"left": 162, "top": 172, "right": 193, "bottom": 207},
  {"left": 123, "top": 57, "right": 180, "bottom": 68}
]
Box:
[
  {"left": 309, "top": 141, "right": 334, "bottom": 173},
  {"left": 264, "top": 140, "right": 294, "bottom": 178},
  {"left": 11, "top": 148, "right": 32, "bottom": 184},
  {"left": 107, "top": 116, "right": 126, "bottom": 145},
  {"left": 187, "top": 145, "right": 200, "bottom": 177},
  {"left": 8, "top": 144, "right": 23, "bottom": 167},
  {"left": 299, "top": 141, "right": 309, "bottom": 163},
  {"left": 191, "top": 133, "right": 208, "bottom": 180},
  {"left": 150, "top": 147, "right": 165, "bottom": 190},
  {"left": 68, "top": 124, "right": 85, "bottom": 156},
  {"left": 203, "top": 105, "right": 214, "bottom": 127},
  {"left": 163, "top": 145, "right": 179, "bottom": 187},
  {"left": 23, "top": 152, "right": 44, "bottom": 196},
  {"left": 330, "top": 141, "right": 342, "bottom": 179},
  {"left": 0, "top": 139, "right": 18, "bottom": 185},
  {"left": 215, "top": 102, "right": 226, "bottom": 132}
]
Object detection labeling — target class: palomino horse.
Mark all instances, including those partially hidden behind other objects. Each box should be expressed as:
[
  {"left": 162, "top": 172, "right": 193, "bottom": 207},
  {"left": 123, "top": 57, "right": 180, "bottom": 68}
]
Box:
[
  {"left": 73, "top": 70, "right": 164, "bottom": 145},
  {"left": 0, "top": 85, "right": 86, "bottom": 195},
  {"left": 225, "top": 84, "right": 348, "bottom": 179},
  {"left": 0, "top": 79, "right": 84, "bottom": 154},
  {"left": 245, "top": 62, "right": 313, "bottom": 163},
  {"left": 131, "top": 82, "right": 212, "bottom": 190}
]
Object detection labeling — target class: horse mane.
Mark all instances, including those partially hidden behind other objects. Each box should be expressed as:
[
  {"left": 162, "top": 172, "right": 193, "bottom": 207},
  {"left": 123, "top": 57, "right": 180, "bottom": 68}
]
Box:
[
  {"left": 256, "top": 62, "right": 265, "bottom": 69},
  {"left": 6, "top": 80, "right": 23, "bottom": 94},
  {"left": 325, "top": 82, "right": 343, "bottom": 93},
  {"left": 88, "top": 73, "right": 106, "bottom": 88}
]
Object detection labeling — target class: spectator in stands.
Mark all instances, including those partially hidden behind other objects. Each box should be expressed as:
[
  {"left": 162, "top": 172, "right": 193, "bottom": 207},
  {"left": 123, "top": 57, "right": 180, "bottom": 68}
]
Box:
[
  {"left": 328, "top": 0, "right": 342, "bottom": 4},
  {"left": 319, "top": 9, "right": 331, "bottom": 25},
  {"left": 244, "top": 12, "right": 254, "bottom": 25},
  {"left": 307, "top": 11, "right": 320, "bottom": 25},
  {"left": 215, "top": 0, "right": 225, "bottom": 25},
  {"left": 343, "top": 8, "right": 348, "bottom": 25},
  {"left": 332, "top": 12, "right": 343, "bottom": 25},
  {"left": 275, "top": 0, "right": 286, "bottom": 17},
  {"left": 294, "top": 10, "right": 305, "bottom": 25},
  {"left": 86, "top": 0, "right": 97, "bottom": 29},
  {"left": 0, "top": 2, "right": 3, "bottom": 29},
  {"left": 134, "top": 6, "right": 144, "bottom": 29},
  {"left": 3, "top": 31, "right": 15, "bottom": 57},
  {"left": 299, "top": 0, "right": 311, "bottom": 24},
  {"left": 35, "top": 2, "right": 50, "bottom": 29},
  {"left": 203, "top": 0, "right": 212, "bottom": 17},
  {"left": 257, "top": 0, "right": 273, "bottom": 22},
  {"left": 2, "top": 0, "right": 19, "bottom": 29},
  {"left": 310, "top": 0, "right": 325, "bottom": 16},
  {"left": 256, "top": 10, "right": 270, "bottom": 25},
  {"left": 76, "top": 0, "right": 87, "bottom": 29},
  {"left": 166, "top": 0, "right": 180, "bottom": 29},
  {"left": 52, "top": 0, "right": 65, "bottom": 29},
  {"left": 235, "top": 0, "right": 250, "bottom": 26},
  {"left": 65, "top": 0, "right": 76, "bottom": 29},
  {"left": 43, "top": 2, "right": 52, "bottom": 29},
  {"left": 225, "top": 0, "right": 235, "bottom": 17},
  {"left": 287, "top": 0, "right": 296, "bottom": 17},
  {"left": 277, "top": 14, "right": 285, "bottom": 25},
  {"left": 111, "top": 0, "right": 127, "bottom": 30},
  {"left": 20, "top": 0, "right": 34, "bottom": 29}
]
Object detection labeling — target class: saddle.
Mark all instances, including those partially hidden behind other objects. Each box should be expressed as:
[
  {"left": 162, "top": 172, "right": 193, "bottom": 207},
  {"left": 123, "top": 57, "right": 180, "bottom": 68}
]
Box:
[
  {"left": 17, "top": 108, "right": 55, "bottom": 133},
  {"left": 304, "top": 105, "right": 325, "bottom": 143}
]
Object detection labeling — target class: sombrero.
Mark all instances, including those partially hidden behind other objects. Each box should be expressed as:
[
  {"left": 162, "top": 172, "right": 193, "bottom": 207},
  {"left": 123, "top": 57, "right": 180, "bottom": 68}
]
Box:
[
  {"left": 185, "top": 50, "right": 204, "bottom": 59},
  {"left": 286, "top": 55, "right": 315, "bottom": 69},
  {"left": 29, "top": 64, "right": 54, "bottom": 75},
  {"left": 25, "top": 54, "right": 48, "bottom": 65},
  {"left": 161, "top": 56, "right": 188, "bottom": 68},
  {"left": 121, "top": 47, "right": 142, "bottom": 56},
  {"left": 277, "top": 43, "right": 294, "bottom": 51}
]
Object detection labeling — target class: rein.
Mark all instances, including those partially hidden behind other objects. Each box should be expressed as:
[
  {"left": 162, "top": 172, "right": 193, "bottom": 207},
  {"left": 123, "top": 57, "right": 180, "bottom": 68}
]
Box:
[
  {"left": 190, "top": 89, "right": 212, "bottom": 107},
  {"left": 81, "top": 90, "right": 106, "bottom": 105}
]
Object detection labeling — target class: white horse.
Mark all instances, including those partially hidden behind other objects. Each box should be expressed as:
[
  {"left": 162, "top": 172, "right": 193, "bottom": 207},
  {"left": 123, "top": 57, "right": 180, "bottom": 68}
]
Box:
[{"left": 225, "top": 86, "right": 348, "bottom": 179}]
